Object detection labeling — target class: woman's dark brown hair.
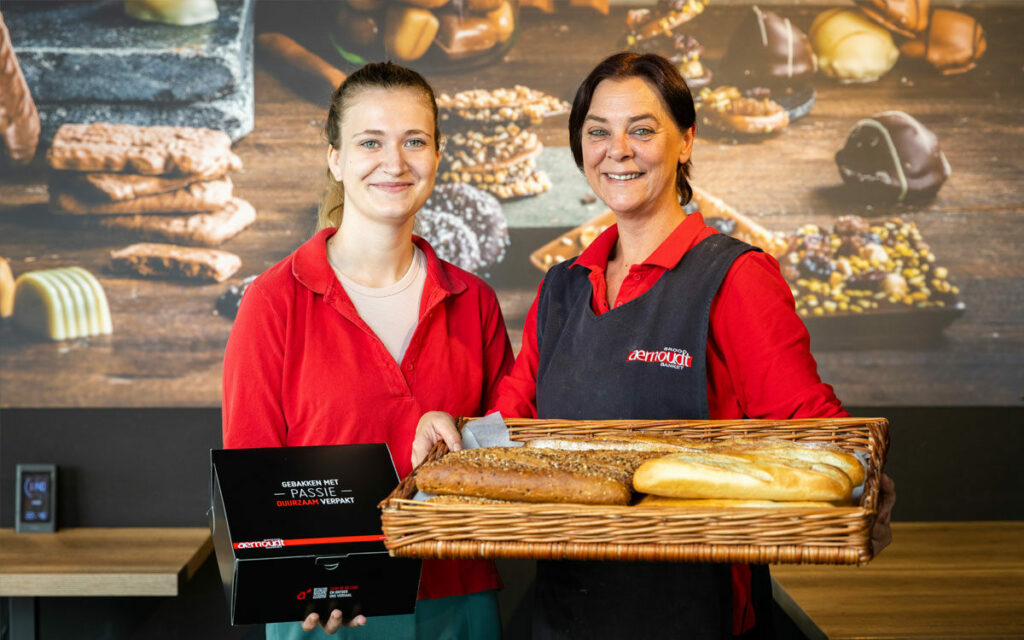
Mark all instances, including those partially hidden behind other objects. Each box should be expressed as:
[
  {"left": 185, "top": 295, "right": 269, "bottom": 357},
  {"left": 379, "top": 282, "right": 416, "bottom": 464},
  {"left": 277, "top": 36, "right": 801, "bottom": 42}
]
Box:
[
  {"left": 568, "top": 52, "right": 697, "bottom": 205},
  {"left": 317, "top": 61, "right": 440, "bottom": 230}
]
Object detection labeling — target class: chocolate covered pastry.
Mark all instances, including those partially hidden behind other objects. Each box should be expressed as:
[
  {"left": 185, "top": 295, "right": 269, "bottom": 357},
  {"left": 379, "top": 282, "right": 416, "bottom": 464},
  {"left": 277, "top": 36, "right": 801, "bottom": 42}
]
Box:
[
  {"left": 0, "top": 10, "right": 40, "bottom": 166},
  {"left": 899, "top": 9, "right": 986, "bottom": 75},
  {"left": 416, "top": 183, "right": 509, "bottom": 272},
  {"left": 47, "top": 123, "right": 240, "bottom": 176},
  {"left": 835, "top": 110, "right": 950, "bottom": 202},
  {"left": 720, "top": 6, "right": 817, "bottom": 90},
  {"left": 856, "top": 0, "right": 929, "bottom": 38},
  {"left": 809, "top": 8, "right": 899, "bottom": 83}
]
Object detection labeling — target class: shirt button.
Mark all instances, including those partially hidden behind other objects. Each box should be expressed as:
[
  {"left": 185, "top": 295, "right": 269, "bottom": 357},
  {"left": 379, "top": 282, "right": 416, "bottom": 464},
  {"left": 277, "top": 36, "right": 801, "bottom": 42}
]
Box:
[
  {"left": 406, "top": 363, "right": 414, "bottom": 371},
  {"left": 633, "top": 274, "right": 641, "bottom": 281}
]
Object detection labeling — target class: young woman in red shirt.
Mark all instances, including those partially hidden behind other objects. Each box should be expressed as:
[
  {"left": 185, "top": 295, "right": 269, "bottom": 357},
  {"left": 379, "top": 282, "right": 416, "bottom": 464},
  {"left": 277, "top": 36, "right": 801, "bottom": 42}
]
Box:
[
  {"left": 413, "top": 52, "right": 895, "bottom": 639},
  {"left": 223, "top": 62, "right": 513, "bottom": 639}
]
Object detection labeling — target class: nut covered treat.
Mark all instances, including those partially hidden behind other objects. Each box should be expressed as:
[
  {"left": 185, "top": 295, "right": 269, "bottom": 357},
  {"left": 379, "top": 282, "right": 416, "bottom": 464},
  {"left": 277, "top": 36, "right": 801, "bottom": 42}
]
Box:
[
  {"left": 415, "top": 183, "right": 509, "bottom": 272},
  {"left": 835, "top": 111, "right": 950, "bottom": 202},
  {"left": 437, "top": 87, "right": 565, "bottom": 199},
  {"left": 697, "top": 86, "right": 790, "bottom": 136},
  {"left": 0, "top": 10, "right": 41, "bottom": 166},
  {"left": 437, "top": 86, "right": 570, "bottom": 125},
  {"left": 625, "top": 0, "right": 709, "bottom": 46},
  {"left": 781, "top": 216, "right": 959, "bottom": 318}
]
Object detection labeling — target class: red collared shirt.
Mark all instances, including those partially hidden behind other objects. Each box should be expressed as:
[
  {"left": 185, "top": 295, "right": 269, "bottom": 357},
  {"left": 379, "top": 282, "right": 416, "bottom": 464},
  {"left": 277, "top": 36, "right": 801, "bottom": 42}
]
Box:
[
  {"left": 223, "top": 227, "right": 512, "bottom": 599},
  {"left": 492, "top": 212, "right": 847, "bottom": 634}
]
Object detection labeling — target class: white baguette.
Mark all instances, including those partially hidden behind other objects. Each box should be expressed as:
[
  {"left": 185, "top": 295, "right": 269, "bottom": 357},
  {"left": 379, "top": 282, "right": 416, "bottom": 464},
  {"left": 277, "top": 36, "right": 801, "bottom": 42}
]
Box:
[
  {"left": 633, "top": 451, "right": 853, "bottom": 502},
  {"left": 638, "top": 496, "right": 836, "bottom": 508},
  {"left": 526, "top": 437, "right": 688, "bottom": 453},
  {"left": 717, "top": 438, "right": 866, "bottom": 487}
]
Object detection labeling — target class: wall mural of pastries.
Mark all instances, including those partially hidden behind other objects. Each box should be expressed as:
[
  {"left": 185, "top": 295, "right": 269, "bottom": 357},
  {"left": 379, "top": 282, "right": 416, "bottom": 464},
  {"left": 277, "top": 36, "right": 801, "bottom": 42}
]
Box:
[{"left": 0, "top": 0, "right": 1021, "bottom": 408}]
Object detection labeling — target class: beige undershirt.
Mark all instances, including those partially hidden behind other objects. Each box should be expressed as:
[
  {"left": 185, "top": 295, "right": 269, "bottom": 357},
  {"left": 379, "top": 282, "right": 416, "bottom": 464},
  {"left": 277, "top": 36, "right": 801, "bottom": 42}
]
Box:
[{"left": 332, "top": 246, "right": 427, "bottom": 364}]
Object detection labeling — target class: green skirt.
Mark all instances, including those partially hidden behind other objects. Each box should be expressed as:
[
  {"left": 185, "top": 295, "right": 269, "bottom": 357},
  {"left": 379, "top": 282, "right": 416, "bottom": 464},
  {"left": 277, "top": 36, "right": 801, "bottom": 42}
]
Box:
[{"left": 265, "top": 590, "right": 501, "bottom": 640}]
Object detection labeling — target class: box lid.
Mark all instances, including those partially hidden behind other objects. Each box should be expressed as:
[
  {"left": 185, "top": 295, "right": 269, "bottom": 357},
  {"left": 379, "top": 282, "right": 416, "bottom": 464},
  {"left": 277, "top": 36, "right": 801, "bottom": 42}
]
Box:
[{"left": 212, "top": 444, "right": 399, "bottom": 560}]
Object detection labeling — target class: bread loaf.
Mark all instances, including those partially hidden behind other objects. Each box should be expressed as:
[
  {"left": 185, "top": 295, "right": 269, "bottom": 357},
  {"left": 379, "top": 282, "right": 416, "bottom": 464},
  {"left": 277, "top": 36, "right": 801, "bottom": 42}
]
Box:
[
  {"left": 416, "top": 447, "right": 658, "bottom": 505},
  {"left": 717, "top": 438, "right": 866, "bottom": 486},
  {"left": 638, "top": 496, "right": 835, "bottom": 508},
  {"left": 526, "top": 436, "right": 688, "bottom": 453},
  {"left": 633, "top": 451, "right": 853, "bottom": 502}
]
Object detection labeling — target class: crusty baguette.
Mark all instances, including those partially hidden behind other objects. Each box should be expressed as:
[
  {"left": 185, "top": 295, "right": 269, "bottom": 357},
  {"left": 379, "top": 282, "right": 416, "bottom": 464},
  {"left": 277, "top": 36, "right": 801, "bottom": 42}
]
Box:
[
  {"left": 595, "top": 433, "right": 716, "bottom": 450},
  {"left": 526, "top": 437, "right": 685, "bottom": 453},
  {"left": 416, "top": 447, "right": 658, "bottom": 505},
  {"left": 633, "top": 451, "right": 853, "bottom": 502},
  {"left": 715, "top": 438, "right": 866, "bottom": 487},
  {"left": 637, "top": 496, "right": 836, "bottom": 508}
]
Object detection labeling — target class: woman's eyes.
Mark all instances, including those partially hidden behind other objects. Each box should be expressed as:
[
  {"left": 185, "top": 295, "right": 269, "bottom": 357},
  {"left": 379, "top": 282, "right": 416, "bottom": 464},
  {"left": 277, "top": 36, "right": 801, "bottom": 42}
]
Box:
[
  {"left": 358, "top": 139, "right": 428, "bottom": 149},
  {"left": 585, "top": 127, "right": 655, "bottom": 138}
]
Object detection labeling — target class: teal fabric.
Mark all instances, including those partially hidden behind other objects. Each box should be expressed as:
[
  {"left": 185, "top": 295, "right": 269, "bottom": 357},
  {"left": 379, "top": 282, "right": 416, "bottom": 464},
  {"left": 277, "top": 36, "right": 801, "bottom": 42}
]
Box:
[{"left": 265, "top": 590, "right": 501, "bottom": 640}]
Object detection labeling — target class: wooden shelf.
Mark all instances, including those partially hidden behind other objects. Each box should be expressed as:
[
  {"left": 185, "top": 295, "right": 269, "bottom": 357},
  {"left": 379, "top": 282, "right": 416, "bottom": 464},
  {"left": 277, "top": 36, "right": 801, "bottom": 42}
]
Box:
[
  {"left": 0, "top": 527, "right": 213, "bottom": 597},
  {"left": 771, "top": 521, "right": 1024, "bottom": 639}
]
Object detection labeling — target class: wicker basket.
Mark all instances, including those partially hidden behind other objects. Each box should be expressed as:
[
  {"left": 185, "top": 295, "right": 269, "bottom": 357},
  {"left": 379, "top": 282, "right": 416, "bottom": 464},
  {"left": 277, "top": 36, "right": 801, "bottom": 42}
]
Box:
[{"left": 381, "top": 417, "right": 889, "bottom": 565}]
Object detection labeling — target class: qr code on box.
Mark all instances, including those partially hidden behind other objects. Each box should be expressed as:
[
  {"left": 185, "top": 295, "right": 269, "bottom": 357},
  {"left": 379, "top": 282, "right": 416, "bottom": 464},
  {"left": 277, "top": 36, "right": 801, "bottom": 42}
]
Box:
[{"left": 313, "top": 587, "right": 327, "bottom": 600}]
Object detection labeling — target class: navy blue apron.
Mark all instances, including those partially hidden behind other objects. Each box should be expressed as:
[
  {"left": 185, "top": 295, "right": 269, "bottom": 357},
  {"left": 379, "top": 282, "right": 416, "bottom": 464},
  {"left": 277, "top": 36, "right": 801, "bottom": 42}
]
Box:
[{"left": 532, "top": 233, "right": 770, "bottom": 640}]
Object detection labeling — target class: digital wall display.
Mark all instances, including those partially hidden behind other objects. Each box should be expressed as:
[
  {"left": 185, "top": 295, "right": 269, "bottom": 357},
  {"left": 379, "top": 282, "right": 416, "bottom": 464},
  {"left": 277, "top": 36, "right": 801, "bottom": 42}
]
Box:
[{"left": 15, "top": 464, "right": 57, "bottom": 533}]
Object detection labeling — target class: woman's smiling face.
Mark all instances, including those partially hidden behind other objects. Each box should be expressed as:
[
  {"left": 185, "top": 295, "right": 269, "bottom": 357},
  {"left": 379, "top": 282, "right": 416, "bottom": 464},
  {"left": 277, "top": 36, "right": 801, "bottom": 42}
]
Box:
[
  {"left": 327, "top": 87, "right": 439, "bottom": 227},
  {"left": 581, "top": 76, "right": 695, "bottom": 220}
]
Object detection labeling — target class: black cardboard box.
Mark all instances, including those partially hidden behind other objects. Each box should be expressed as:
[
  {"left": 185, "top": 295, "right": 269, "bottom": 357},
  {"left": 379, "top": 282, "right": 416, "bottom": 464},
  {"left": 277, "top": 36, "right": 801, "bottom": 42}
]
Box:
[{"left": 210, "top": 444, "right": 421, "bottom": 625}]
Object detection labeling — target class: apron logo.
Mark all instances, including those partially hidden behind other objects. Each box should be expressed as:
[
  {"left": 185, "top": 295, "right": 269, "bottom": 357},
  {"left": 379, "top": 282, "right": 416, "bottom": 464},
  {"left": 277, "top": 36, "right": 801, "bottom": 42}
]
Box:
[{"left": 627, "top": 347, "right": 692, "bottom": 370}]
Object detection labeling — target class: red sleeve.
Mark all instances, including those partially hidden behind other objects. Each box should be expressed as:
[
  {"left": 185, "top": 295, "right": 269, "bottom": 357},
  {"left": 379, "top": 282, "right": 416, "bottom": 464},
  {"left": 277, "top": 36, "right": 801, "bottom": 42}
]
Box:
[
  {"left": 222, "top": 281, "right": 289, "bottom": 448},
  {"left": 708, "top": 252, "right": 848, "bottom": 419},
  {"left": 478, "top": 284, "right": 516, "bottom": 412},
  {"left": 491, "top": 281, "right": 543, "bottom": 419}
]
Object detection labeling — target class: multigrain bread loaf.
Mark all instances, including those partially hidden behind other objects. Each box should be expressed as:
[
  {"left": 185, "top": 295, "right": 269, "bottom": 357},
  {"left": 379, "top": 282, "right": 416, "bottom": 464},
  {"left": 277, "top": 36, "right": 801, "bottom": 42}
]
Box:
[
  {"left": 633, "top": 451, "right": 853, "bottom": 502},
  {"left": 416, "top": 447, "right": 660, "bottom": 505}
]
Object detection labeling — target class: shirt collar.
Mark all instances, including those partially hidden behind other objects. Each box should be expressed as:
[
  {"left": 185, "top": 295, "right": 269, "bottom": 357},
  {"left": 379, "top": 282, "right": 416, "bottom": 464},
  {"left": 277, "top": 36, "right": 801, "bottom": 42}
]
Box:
[
  {"left": 291, "top": 227, "right": 465, "bottom": 296},
  {"left": 571, "top": 210, "right": 708, "bottom": 272}
]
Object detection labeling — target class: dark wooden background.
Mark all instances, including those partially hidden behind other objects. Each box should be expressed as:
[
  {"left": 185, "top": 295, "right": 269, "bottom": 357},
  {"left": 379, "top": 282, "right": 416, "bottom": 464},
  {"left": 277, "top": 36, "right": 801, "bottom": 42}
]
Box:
[{"left": 1, "top": 3, "right": 1022, "bottom": 408}]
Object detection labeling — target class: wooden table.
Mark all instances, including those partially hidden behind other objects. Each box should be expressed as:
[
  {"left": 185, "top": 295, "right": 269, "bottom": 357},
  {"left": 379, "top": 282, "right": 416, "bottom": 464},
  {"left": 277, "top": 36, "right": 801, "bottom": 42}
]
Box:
[
  {"left": 0, "top": 527, "right": 213, "bottom": 639},
  {"left": 1, "top": 4, "right": 1022, "bottom": 408},
  {"left": 771, "top": 521, "right": 1024, "bottom": 639}
]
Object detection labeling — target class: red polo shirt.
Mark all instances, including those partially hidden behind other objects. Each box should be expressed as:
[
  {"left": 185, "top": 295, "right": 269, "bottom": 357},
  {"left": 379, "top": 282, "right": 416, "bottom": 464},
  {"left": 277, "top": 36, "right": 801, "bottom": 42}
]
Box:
[
  {"left": 492, "top": 211, "right": 847, "bottom": 633},
  {"left": 223, "top": 227, "right": 512, "bottom": 600}
]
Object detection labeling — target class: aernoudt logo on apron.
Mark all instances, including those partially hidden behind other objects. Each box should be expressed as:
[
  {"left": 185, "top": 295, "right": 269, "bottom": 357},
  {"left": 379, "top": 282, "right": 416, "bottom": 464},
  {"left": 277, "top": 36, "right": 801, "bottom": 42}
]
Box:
[{"left": 626, "top": 347, "right": 693, "bottom": 370}]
